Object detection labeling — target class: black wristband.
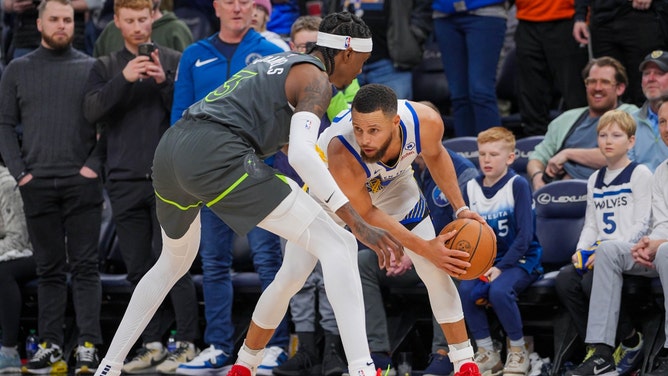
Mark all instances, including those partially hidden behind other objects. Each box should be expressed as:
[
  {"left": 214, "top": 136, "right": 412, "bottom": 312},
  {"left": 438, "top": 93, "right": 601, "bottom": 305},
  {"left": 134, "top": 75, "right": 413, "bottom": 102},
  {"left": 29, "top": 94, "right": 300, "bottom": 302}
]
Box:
[
  {"left": 16, "top": 170, "right": 28, "bottom": 182},
  {"left": 541, "top": 171, "right": 555, "bottom": 184}
]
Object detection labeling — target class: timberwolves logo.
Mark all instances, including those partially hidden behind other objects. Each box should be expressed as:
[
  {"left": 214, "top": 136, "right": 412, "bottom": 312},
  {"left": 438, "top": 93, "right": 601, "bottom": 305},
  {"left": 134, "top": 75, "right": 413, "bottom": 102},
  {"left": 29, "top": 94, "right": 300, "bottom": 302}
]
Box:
[
  {"left": 245, "top": 52, "right": 263, "bottom": 65},
  {"left": 431, "top": 187, "right": 450, "bottom": 208}
]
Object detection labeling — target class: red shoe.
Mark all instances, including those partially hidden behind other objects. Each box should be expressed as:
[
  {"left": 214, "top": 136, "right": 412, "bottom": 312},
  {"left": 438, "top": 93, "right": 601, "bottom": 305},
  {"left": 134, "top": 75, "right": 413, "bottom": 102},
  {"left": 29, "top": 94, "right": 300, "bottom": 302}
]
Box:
[
  {"left": 455, "top": 362, "right": 481, "bottom": 376},
  {"left": 227, "top": 364, "right": 252, "bottom": 376}
]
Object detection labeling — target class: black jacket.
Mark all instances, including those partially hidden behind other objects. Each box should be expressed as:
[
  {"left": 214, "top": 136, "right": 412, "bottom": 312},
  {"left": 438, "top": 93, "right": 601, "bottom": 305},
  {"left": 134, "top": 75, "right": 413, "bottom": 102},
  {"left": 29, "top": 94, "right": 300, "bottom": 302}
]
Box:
[{"left": 83, "top": 45, "right": 180, "bottom": 181}]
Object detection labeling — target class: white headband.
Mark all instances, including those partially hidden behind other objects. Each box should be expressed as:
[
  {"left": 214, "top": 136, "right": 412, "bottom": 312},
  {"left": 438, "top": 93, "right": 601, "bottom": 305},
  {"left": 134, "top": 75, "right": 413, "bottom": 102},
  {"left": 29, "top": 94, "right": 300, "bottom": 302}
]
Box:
[{"left": 316, "top": 32, "right": 372, "bottom": 53}]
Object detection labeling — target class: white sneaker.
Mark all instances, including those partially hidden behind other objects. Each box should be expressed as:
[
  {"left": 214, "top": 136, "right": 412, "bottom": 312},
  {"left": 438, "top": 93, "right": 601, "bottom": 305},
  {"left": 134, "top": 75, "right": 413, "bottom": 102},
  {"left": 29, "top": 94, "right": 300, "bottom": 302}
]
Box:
[
  {"left": 156, "top": 342, "right": 198, "bottom": 374},
  {"left": 474, "top": 347, "right": 503, "bottom": 376},
  {"left": 503, "top": 347, "right": 530, "bottom": 376},
  {"left": 256, "top": 346, "right": 288, "bottom": 376},
  {"left": 176, "top": 345, "right": 231, "bottom": 375},
  {"left": 123, "top": 343, "right": 168, "bottom": 374}
]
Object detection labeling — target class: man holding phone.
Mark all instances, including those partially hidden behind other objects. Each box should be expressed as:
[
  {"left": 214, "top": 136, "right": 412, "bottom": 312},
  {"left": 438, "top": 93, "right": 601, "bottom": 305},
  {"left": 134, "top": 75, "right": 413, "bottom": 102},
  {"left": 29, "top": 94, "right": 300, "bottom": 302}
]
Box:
[{"left": 82, "top": 0, "right": 200, "bottom": 374}]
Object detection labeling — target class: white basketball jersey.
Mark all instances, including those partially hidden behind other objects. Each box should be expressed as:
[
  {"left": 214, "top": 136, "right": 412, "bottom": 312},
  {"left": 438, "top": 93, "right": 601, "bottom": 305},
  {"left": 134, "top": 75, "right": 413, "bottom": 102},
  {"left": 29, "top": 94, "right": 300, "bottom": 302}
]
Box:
[{"left": 317, "top": 100, "right": 426, "bottom": 223}]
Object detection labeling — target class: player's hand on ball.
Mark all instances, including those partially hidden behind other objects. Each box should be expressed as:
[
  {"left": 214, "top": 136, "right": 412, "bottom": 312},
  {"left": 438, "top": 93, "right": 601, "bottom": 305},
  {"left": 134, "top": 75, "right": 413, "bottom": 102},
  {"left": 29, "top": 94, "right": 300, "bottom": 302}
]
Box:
[
  {"left": 431, "top": 233, "right": 471, "bottom": 277},
  {"left": 456, "top": 208, "right": 485, "bottom": 224}
]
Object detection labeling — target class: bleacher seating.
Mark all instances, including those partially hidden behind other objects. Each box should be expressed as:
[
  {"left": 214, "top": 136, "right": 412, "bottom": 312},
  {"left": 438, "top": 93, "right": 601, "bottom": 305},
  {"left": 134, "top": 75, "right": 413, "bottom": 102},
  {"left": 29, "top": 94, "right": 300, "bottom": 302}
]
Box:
[{"left": 512, "top": 135, "right": 544, "bottom": 181}]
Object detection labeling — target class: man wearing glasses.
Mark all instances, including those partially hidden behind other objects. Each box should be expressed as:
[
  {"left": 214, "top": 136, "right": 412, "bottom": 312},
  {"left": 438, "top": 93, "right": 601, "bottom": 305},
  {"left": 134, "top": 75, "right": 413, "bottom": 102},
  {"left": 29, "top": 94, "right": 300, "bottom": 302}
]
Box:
[{"left": 527, "top": 56, "right": 638, "bottom": 191}]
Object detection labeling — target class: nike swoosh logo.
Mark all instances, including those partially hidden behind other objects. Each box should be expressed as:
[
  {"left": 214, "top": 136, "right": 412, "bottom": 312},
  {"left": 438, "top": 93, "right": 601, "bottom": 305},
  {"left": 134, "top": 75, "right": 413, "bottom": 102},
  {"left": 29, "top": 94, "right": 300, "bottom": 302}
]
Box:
[
  {"left": 195, "top": 57, "right": 218, "bottom": 67},
  {"left": 324, "top": 192, "right": 334, "bottom": 203},
  {"left": 50, "top": 355, "right": 60, "bottom": 363},
  {"left": 366, "top": 362, "right": 374, "bottom": 366},
  {"left": 593, "top": 365, "right": 611, "bottom": 374}
]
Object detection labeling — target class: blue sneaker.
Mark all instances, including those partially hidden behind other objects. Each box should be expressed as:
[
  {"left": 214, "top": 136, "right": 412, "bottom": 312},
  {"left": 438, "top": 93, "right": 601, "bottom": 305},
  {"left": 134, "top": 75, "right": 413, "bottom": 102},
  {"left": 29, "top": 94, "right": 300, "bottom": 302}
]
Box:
[
  {"left": 176, "top": 345, "right": 231, "bottom": 375},
  {"left": 0, "top": 348, "right": 22, "bottom": 374},
  {"left": 257, "top": 346, "right": 288, "bottom": 376},
  {"left": 423, "top": 351, "right": 454, "bottom": 376},
  {"left": 614, "top": 332, "right": 643, "bottom": 375}
]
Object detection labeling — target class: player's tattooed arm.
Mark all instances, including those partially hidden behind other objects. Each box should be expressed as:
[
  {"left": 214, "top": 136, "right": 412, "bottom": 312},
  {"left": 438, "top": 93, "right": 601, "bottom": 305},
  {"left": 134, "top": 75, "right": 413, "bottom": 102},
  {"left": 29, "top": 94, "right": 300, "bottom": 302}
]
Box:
[{"left": 286, "top": 63, "right": 332, "bottom": 118}]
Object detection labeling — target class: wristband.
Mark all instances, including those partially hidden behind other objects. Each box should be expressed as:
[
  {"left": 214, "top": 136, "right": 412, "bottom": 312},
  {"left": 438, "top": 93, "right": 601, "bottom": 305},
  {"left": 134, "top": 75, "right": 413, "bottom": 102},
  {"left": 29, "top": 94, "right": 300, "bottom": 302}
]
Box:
[
  {"left": 455, "top": 206, "right": 470, "bottom": 218},
  {"left": 530, "top": 171, "right": 543, "bottom": 181}
]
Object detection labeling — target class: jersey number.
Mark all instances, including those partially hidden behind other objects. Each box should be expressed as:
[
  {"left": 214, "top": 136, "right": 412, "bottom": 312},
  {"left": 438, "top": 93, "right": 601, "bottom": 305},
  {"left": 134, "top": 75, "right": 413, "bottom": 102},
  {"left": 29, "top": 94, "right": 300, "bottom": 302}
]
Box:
[
  {"left": 204, "top": 69, "right": 257, "bottom": 102},
  {"left": 602, "top": 212, "right": 617, "bottom": 235}
]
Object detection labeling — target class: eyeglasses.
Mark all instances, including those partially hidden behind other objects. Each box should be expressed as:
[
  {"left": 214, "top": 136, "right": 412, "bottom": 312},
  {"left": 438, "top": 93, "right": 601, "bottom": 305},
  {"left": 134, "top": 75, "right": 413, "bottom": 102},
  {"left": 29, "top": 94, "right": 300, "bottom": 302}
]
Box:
[{"left": 584, "top": 78, "right": 617, "bottom": 88}]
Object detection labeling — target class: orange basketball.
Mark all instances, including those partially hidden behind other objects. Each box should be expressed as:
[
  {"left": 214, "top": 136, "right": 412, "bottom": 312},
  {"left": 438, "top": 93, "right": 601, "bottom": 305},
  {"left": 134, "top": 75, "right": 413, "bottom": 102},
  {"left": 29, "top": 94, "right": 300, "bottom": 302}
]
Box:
[{"left": 440, "top": 218, "right": 497, "bottom": 280}]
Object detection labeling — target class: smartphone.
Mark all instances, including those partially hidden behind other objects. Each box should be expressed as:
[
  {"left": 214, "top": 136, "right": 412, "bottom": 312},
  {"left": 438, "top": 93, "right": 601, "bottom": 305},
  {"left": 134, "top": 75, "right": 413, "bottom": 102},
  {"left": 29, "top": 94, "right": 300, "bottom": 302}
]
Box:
[{"left": 137, "top": 43, "right": 156, "bottom": 61}]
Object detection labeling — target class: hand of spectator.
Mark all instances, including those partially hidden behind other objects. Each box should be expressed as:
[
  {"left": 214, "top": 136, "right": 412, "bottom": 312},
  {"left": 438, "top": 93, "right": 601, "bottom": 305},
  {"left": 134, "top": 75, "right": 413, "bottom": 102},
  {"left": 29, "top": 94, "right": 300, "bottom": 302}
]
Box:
[
  {"left": 10, "top": 0, "right": 35, "bottom": 13},
  {"left": 79, "top": 166, "right": 98, "bottom": 179},
  {"left": 122, "top": 55, "right": 153, "bottom": 82},
  {"left": 18, "top": 172, "right": 33, "bottom": 186},
  {"left": 631, "top": 0, "right": 652, "bottom": 10},
  {"left": 546, "top": 151, "right": 567, "bottom": 178},
  {"left": 386, "top": 253, "right": 413, "bottom": 277},
  {"left": 434, "top": 231, "right": 472, "bottom": 278},
  {"left": 531, "top": 171, "right": 546, "bottom": 191},
  {"left": 632, "top": 236, "right": 665, "bottom": 268},
  {"left": 584, "top": 252, "right": 596, "bottom": 269},
  {"left": 484, "top": 266, "right": 501, "bottom": 282},
  {"left": 143, "top": 49, "right": 167, "bottom": 84},
  {"left": 572, "top": 21, "right": 589, "bottom": 45}
]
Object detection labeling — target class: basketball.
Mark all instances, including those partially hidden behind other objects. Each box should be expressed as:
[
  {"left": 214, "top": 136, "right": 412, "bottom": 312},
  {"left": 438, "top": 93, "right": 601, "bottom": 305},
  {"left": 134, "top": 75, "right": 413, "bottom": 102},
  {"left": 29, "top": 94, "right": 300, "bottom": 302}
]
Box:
[{"left": 440, "top": 218, "right": 497, "bottom": 280}]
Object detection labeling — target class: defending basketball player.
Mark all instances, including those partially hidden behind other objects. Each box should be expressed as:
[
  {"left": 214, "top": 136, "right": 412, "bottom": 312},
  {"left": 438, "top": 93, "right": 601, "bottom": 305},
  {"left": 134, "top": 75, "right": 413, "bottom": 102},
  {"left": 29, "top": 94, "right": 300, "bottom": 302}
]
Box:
[{"left": 313, "top": 84, "right": 484, "bottom": 375}]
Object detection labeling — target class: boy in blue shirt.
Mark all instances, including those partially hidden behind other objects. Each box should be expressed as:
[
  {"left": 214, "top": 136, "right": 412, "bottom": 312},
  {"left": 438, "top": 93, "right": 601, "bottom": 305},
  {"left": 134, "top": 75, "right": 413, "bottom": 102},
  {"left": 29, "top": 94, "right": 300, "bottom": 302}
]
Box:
[{"left": 460, "top": 127, "right": 543, "bottom": 376}]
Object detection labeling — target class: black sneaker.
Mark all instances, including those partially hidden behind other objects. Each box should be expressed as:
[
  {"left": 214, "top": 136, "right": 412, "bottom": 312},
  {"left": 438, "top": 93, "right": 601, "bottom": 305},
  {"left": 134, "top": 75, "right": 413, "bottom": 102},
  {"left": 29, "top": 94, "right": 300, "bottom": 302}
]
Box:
[
  {"left": 646, "top": 355, "right": 668, "bottom": 376},
  {"left": 565, "top": 354, "right": 617, "bottom": 376},
  {"left": 272, "top": 351, "right": 318, "bottom": 376},
  {"left": 322, "top": 341, "right": 346, "bottom": 376},
  {"left": 26, "top": 342, "right": 67, "bottom": 374},
  {"left": 75, "top": 342, "right": 99, "bottom": 375}
]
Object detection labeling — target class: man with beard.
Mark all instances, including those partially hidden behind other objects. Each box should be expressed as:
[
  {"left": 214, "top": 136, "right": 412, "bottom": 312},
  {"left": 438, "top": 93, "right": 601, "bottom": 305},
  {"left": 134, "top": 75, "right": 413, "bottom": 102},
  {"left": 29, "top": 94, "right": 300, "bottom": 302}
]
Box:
[
  {"left": 0, "top": 0, "right": 103, "bottom": 375},
  {"left": 527, "top": 56, "right": 639, "bottom": 191},
  {"left": 314, "top": 84, "right": 484, "bottom": 376}
]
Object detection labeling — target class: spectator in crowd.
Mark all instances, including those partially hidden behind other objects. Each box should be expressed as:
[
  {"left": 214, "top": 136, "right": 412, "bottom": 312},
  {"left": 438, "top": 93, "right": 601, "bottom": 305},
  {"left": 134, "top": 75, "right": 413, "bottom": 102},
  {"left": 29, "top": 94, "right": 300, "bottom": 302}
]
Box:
[
  {"left": 251, "top": 0, "right": 289, "bottom": 51},
  {"left": 318, "top": 83, "right": 485, "bottom": 376},
  {"left": 431, "top": 0, "right": 506, "bottom": 137},
  {"left": 556, "top": 110, "right": 652, "bottom": 376},
  {"left": 168, "top": 0, "right": 288, "bottom": 375},
  {"left": 0, "top": 158, "right": 35, "bottom": 374},
  {"left": 514, "top": 0, "right": 588, "bottom": 136},
  {"left": 564, "top": 97, "right": 668, "bottom": 376},
  {"left": 265, "top": 0, "right": 298, "bottom": 36},
  {"left": 93, "top": 0, "right": 193, "bottom": 57},
  {"left": 459, "top": 127, "right": 543, "bottom": 376},
  {"left": 629, "top": 50, "right": 668, "bottom": 171},
  {"left": 526, "top": 56, "right": 638, "bottom": 191},
  {"left": 327, "top": 0, "right": 432, "bottom": 100},
  {"left": 172, "top": 0, "right": 217, "bottom": 40},
  {"left": 2, "top": 0, "right": 103, "bottom": 61},
  {"left": 572, "top": 0, "right": 667, "bottom": 106},
  {"left": 82, "top": 0, "right": 199, "bottom": 373},
  {"left": 0, "top": 1, "right": 103, "bottom": 374},
  {"left": 92, "top": 11, "right": 403, "bottom": 376}
]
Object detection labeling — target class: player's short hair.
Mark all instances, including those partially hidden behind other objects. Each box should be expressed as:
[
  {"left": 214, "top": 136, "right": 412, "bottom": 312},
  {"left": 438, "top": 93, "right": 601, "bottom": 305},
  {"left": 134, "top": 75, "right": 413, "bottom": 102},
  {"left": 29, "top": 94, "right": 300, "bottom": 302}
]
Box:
[
  {"left": 315, "top": 11, "right": 371, "bottom": 75},
  {"left": 597, "top": 109, "right": 636, "bottom": 137},
  {"left": 114, "top": 0, "right": 153, "bottom": 14},
  {"left": 657, "top": 94, "right": 668, "bottom": 113},
  {"left": 477, "top": 127, "right": 516, "bottom": 151},
  {"left": 352, "top": 84, "right": 397, "bottom": 117},
  {"left": 582, "top": 56, "right": 628, "bottom": 87}
]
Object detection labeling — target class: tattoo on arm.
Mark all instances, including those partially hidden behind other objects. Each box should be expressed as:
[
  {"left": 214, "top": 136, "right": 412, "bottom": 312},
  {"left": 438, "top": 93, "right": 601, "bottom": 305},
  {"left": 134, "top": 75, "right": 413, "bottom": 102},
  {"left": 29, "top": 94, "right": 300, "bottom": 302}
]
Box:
[{"left": 295, "top": 73, "right": 330, "bottom": 117}]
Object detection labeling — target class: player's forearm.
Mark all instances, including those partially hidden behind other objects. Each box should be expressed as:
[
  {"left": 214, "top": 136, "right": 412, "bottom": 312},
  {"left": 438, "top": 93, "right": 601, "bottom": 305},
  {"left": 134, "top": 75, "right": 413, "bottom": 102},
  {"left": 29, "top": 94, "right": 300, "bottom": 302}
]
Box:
[{"left": 363, "top": 207, "right": 429, "bottom": 256}]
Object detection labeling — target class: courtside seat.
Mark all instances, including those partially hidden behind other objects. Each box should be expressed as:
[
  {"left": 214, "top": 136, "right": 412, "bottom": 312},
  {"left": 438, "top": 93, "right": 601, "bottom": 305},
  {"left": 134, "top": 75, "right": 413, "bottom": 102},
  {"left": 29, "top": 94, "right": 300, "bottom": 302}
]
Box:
[
  {"left": 518, "top": 180, "right": 587, "bottom": 375},
  {"left": 442, "top": 137, "right": 480, "bottom": 168},
  {"left": 512, "top": 135, "right": 544, "bottom": 182}
]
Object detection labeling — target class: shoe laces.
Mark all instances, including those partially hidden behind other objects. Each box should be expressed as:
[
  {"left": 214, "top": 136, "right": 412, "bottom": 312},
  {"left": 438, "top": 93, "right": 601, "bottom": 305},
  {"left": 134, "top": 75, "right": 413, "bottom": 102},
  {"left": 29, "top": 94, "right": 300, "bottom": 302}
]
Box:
[
  {"left": 77, "top": 345, "right": 97, "bottom": 363},
  {"left": 263, "top": 346, "right": 285, "bottom": 361},
  {"left": 167, "top": 343, "right": 192, "bottom": 361},
  {"left": 612, "top": 345, "right": 624, "bottom": 365},
  {"left": 474, "top": 349, "right": 492, "bottom": 363},
  {"left": 506, "top": 351, "right": 524, "bottom": 368},
  {"left": 583, "top": 346, "right": 596, "bottom": 362},
  {"left": 32, "top": 344, "right": 57, "bottom": 362}
]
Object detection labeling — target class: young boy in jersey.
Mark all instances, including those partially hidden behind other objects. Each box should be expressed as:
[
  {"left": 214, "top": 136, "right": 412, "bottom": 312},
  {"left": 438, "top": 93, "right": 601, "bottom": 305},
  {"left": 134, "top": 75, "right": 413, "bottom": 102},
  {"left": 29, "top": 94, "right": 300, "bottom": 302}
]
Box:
[
  {"left": 557, "top": 110, "right": 653, "bottom": 376},
  {"left": 459, "top": 127, "right": 543, "bottom": 376}
]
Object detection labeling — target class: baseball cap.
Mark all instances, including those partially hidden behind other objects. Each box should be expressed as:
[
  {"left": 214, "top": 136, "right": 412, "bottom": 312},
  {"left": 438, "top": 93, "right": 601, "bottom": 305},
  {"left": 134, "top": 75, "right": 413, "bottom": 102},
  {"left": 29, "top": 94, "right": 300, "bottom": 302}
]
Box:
[
  {"left": 639, "top": 50, "right": 668, "bottom": 72},
  {"left": 254, "top": 0, "right": 272, "bottom": 17}
]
